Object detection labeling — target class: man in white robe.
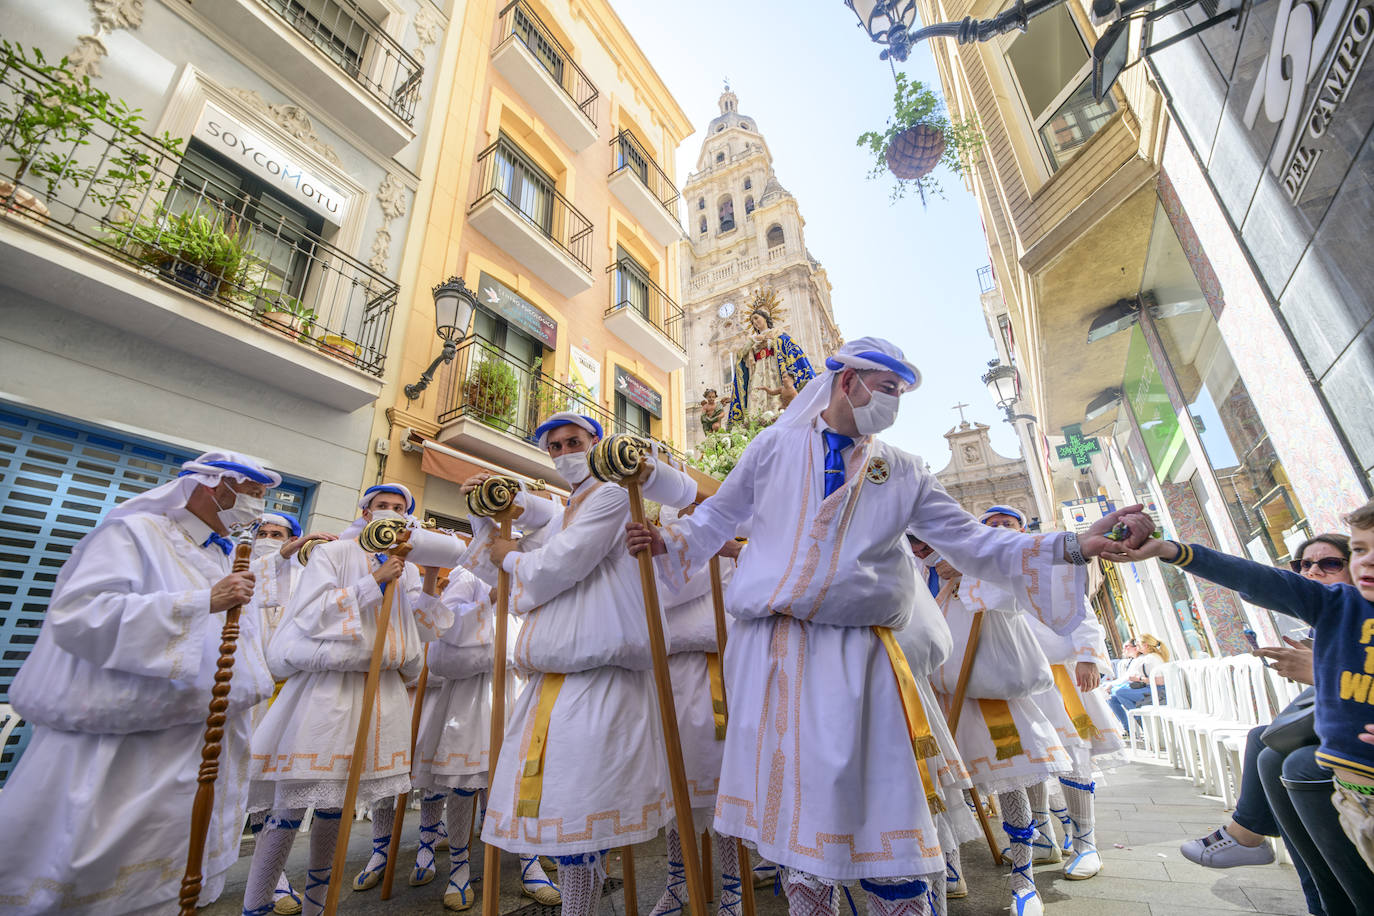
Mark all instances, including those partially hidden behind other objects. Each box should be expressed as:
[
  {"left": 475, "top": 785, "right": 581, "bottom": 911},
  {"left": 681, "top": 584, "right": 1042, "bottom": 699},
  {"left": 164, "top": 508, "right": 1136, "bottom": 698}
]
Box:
[
  {"left": 0, "top": 451, "right": 280, "bottom": 915},
  {"left": 626, "top": 338, "right": 1154, "bottom": 916},
  {"left": 241, "top": 484, "right": 452, "bottom": 916},
  {"left": 460, "top": 412, "right": 670, "bottom": 916},
  {"left": 243, "top": 512, "right": 336, "bottom": 916}
]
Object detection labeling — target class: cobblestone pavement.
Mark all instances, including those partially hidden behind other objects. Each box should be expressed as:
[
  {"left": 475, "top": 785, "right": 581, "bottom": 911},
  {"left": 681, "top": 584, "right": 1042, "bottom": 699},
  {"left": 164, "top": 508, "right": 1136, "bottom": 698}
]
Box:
[{"left": 201, "top": 757, "right": 1307, "bottom": 916}]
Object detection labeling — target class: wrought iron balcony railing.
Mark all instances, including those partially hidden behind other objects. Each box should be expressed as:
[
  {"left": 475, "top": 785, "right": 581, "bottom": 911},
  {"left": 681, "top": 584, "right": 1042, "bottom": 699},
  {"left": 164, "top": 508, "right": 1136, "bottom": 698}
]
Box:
[
  {"left": 257, "top": 0, "right": 423, "bottom": 124},
  {"left": 0, "top": 54, "right": 396, "bottom": 376},
  {"left": 471, "top": 136, "right": 593, "bottom": 271},
  {"left": 438, "top": 336, "right": 682, "bottom": 458},
  {"left": 609, "top": 129, "right": 680, "bottom": 217},
  {"left": 605, "top": 259, "right": 685, "bottom": 350},
  {"left": 494, "top": 0, "right": 598, "bottom": 126}
]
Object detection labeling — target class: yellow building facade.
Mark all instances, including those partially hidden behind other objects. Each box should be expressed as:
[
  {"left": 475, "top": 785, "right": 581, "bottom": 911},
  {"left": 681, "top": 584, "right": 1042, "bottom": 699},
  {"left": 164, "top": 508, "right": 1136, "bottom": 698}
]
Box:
[
  {"left": 917, "top": 0, "right": 1322, "bottom": 658},
  {"left": 368, "top": 0, "right": 693, "bottom": 523}
]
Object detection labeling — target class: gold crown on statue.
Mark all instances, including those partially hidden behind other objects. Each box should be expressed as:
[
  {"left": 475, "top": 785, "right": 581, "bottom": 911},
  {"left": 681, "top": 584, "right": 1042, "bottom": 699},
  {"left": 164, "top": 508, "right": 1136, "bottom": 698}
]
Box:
[{"left": 748, "top": 287, "right": 785, "bottom": 326}]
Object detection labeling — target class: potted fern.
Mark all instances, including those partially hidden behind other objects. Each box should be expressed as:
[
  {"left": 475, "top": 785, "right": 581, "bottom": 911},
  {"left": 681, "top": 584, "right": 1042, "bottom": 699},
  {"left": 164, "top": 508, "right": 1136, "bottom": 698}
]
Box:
[
  {"left": 463, "top": 343, "right": 520, "bottom": 431},
  {"left": 123, "top": 205, "right": 250, "bottom": 298},
  {"left": 857, "top": 73, "right": 982, "bottom": 204}
]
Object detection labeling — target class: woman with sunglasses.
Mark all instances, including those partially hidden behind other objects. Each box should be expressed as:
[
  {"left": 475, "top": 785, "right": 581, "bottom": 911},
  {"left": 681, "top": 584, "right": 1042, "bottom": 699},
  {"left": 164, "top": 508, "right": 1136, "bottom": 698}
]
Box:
[{"left": 1180, "top": 533, "right": 1369, "bottom": 916}]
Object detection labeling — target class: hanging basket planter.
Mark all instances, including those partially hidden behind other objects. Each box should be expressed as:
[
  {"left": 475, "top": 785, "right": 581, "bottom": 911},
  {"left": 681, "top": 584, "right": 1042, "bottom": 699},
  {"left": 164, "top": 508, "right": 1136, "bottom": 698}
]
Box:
[{"left": 885, "top": 123, "right": 947, "bottom": 181}]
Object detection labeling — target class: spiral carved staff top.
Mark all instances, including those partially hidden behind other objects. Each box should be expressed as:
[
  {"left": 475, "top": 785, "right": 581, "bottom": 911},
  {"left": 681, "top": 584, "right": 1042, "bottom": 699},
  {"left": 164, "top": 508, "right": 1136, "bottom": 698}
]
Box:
[
  {"left": 296, "top": 538, "right": 323, "bottom": 567},
  {"left": 466, "top": 476, "right": 545, "bottom": 517},
  {"left": 358, "top": 516, "right": 410, "bottom": 552},
  {"left": 588, "top": 434, "right": 652, "bottom": 483}
]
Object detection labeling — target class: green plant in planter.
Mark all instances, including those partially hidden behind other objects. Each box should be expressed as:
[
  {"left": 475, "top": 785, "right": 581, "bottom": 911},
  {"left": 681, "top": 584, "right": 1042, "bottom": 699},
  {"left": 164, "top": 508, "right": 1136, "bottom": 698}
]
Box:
[
  {"left": 463, "top": 343, "right": 520, "bottom": 431},
  {"left": 857, "top": 72, "right": 983, "bottom": 205},
  {"left": 0, "top": 42, "right": 181, "bottom": 212},
  {"left": 122, "top": 205, "right": 252, "bottom": 298},
  {"left": 264, "top": 294, "right": 318, "bottom": 339},
  {"left": 688, "top": 414, "right": 770, "bottom": 478}
]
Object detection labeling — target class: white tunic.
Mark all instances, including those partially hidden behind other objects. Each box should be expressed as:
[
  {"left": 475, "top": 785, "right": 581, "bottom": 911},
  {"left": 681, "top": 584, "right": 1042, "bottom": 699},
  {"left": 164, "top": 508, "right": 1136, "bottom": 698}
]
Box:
[
  {"left": 412, "top": 567, "right": 494, "bottom": 791},
  {"left": 1023, "top": 584, "right": 1125, "bottom": 771},
  {"left": 247, "top": 537, "right": 451, "bottom": 811},
  {"left": 655, "top": 420, "right": 1086, "bottom": 882},
  {"left": 0, "top": 509, "right": 274, "bottom": 915},
  {"left": 244, "top": 550, "right": 302, "bottom": 730},
  {"left": 463, "top": 482, "right": 669, "bottom": 856}
]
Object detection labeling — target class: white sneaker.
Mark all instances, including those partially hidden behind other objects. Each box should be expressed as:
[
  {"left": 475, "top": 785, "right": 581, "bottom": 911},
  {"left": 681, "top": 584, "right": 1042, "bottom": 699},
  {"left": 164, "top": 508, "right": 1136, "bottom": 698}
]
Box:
[
  {"left": 945, "top": 862, "right": 967, "bottom": 899},
  {"left": 1179, "top": 828, "right": 1275, "bottom": 868},
  {"left": 1064, "top": 848, "right": 1102, "bottom": 880}
]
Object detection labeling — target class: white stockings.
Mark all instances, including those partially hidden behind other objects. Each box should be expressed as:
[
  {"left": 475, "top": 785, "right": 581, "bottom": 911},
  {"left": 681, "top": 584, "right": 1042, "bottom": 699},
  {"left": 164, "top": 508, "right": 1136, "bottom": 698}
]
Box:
[
  {"left": 649, "top": 826, "right": 687, "bottom": 916},
  {"left": 243, "top": 810, "right": 304, "bottom": 915},
  {"left": 303, "top": 809, "right": 343, "bottom": 916},
  {"left": 996, "top": 789, "right": 1035, "bottom": 896},
  {"left": 556, "top": 854, "right": 606, "bottom": 916}
]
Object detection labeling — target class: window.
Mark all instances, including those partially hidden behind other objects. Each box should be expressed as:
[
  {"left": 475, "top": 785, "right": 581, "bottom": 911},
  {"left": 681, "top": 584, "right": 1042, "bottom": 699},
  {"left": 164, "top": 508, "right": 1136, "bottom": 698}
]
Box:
[
  {"left": 743, "top": 177, "right": 752, "bottom": 190},
  {"left": 511, "top": 3, "right": 565, "bottom": 83},
  {"left": 615, "top": 392, "right": 651, "bottom": 437},
  {"left": 766, "top": 224, "right": 784, "bottom": 248},
  {"left": 269, "top": 0, "right": 368, "bottom": 76},
  {"left": 614, "top": 247, "right": 651, "bottom": 319},
  {"left": 744, "top": 196, "right": 755, "bottom": 215},
  {"left": 1004, "top": 4, "right": 1117, "bottom": 171},
  {"left": 719, "top": 196, "right": 735, "bottom": 232},
  {"left": 614, "top": 133, "right": 648, "bottom": 185},
  {"left": 699, "top": 216, "right": 707, "bottom": 234},
  {"left": 492, "top": 135, "right": 555, "bottom": 234},
  {"left": 697, "top": 197, "right": 705, "bottom": 210},
  {"left": 169, "top": 139, "right": 324, "bottom": 307},
  {"left": 715, "top": 151, "right": 725, "bottom": 162}
]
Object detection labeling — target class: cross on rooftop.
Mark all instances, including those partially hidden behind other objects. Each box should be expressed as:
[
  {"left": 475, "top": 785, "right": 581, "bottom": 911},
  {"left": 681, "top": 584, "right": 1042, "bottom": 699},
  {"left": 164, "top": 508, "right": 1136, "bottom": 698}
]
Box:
[{"left": 952, "top": 402, "right": 970, "bottom": 423}]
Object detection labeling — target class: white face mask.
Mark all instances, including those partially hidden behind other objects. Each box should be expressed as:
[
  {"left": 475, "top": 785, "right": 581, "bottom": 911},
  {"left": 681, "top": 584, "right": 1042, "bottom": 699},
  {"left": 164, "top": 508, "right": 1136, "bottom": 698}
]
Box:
[
  {"left": 252, "top": 539, "right": 283, "bottom": 560},
  {"left": 554, "top": 452, "right": 591, "bottom": 486},
  {"left": 847, "top": 376, "right": 900, "bottom": 436},
  {"left": 217, "top": 490, "right": 265, "bottom": 531},
  {"left": 367, "top": 509, "right": 406, "bottom": 523},
  {"left": 920, "top": 551, "right": 942, "bottom": 568}
]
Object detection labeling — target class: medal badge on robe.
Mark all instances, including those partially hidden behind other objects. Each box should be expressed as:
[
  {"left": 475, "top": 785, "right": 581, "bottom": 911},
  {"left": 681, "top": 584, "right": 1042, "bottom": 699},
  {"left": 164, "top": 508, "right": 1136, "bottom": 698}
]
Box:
[{"left": 865, "top": 457, "right": 890, "bottom": 484}]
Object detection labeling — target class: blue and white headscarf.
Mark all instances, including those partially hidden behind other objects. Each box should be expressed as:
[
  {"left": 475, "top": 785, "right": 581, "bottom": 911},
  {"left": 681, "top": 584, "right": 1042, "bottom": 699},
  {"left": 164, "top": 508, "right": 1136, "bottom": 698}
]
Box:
[
  {"left": 259, "top": 512, "right": 302, "bottom": 538},
  {"left": 979, "top": 505, "right": 1027, "bottom": 528},
  {"left": 534, "top": 412, "right": 603, "bottom": 450},
  {"left": 776, "top": 337, "right": 921, "bottom": 430}
]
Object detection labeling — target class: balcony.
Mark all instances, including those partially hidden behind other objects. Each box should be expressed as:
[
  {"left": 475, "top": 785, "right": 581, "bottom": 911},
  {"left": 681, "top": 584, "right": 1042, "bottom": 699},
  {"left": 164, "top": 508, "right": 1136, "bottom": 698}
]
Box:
[
  {"left": 490, "top": 0, "right": 598, "bottom": 152},
  {"left": 467, "top": 137, "right": 594, "bottom": 297},
  {"left": 608, "top": 130, "right": 681, "bottom": 247},
  {"left": 977, "top": 264, "right": 996, "bottom": 294},
  {"left": 603, "top": 260, "right": 686, "bottom": 371},
  {"left": 196, "top": 0, "right": 422, "bottom": 155},
  {"left": 437, "top": 337, "right": 680, "bottom": 480},
  {"left": 0, "top": 55, "right": 393, "bottom": 411}
]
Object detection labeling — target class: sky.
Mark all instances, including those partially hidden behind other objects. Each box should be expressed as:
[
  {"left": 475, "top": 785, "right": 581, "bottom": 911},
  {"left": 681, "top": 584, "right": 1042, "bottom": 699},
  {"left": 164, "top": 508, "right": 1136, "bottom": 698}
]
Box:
[{"left": 612, "top": 0, "right": 1026, "bottom": 467}]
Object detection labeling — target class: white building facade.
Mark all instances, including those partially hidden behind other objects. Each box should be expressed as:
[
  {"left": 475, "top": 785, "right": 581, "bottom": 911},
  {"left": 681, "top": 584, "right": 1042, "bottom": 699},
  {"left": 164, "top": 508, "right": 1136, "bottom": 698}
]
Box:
[{"left": 0, "top": 0, "right": 457, "bottom": 783}]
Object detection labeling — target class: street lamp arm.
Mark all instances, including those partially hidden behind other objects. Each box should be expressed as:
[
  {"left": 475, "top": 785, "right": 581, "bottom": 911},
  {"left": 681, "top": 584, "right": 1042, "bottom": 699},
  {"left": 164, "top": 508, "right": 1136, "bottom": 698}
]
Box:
[
  {"left": 404, "top": 340, "right": 457, "bottom": 401},
  {"left": 860, "top": 0, "right": 1075, "bottom": 61}
]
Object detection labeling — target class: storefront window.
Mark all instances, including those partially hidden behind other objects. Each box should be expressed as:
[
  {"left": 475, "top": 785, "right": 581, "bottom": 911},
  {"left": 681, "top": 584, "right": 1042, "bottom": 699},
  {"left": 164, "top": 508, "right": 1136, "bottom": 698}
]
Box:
[{"left": 1142, "top": 204, "right": 1313, "bottom": 563}]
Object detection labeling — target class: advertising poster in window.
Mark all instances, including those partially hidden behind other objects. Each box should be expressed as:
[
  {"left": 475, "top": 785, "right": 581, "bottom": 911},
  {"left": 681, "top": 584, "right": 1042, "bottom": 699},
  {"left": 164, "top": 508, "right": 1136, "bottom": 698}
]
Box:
[
  {"left": 615, "top": 366, "right": 662, "bottom": 418},
  {"left": 569, "top": 346, "right": 601, "bottom": 411},
  {"left": 477, "top": 272, "right": 558, "bottom": 349}
]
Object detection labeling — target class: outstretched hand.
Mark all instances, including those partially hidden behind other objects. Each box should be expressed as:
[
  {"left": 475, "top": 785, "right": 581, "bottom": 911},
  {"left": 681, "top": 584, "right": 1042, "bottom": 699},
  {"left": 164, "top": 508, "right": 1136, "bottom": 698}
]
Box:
[
  {"left": 626, "top": 521, "right": 666, "bottom": 557},
  {"left": 1083, "top": 505, "right": 1161, "bottom": 562}
]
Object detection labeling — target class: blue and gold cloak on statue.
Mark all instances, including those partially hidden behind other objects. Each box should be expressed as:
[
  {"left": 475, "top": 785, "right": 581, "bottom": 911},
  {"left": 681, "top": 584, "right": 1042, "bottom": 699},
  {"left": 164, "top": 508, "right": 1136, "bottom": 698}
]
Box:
[{"left": 728, "top": 332, "right": 815, "bottom": 424}]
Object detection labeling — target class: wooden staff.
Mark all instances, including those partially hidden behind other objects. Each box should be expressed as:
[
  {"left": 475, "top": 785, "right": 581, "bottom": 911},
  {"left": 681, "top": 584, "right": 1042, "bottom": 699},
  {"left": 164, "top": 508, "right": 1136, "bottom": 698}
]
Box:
[
  {"left": 480, "top": 509, "right": 520, "bottom": 916},
  {"left": 623, "top": 470, "right": 709, "bottom": 916},
  {"left": 621, "top": 845, "right": 639, "bottom": 916},
  {"left": 708, "top": 556, "right": 755, "bottom": 916},
  {"left": 178, "top": 534, "right": 253, "bottom": 916},
  {"left": 323, "top": 527, "right": 414, "bottom": 916},
  {"left": 380, "top": 644, "right": 431, "bottom": 899},
  {"left": 940, "top": 581, "right": 1003, "bottom": 867}
]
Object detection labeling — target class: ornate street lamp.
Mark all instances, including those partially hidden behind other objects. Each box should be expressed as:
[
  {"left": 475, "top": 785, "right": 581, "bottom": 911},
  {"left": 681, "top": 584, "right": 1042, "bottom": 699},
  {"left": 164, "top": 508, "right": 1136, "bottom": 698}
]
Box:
[
  {"left": 845, "top": 0, "right": 1070, "bottom": 61},
  {"left": 404, "top": 276, "right": 477, "bottom": 401},
  {"left": 981, "top": 358, "right": 1036, "bottom": 424}
]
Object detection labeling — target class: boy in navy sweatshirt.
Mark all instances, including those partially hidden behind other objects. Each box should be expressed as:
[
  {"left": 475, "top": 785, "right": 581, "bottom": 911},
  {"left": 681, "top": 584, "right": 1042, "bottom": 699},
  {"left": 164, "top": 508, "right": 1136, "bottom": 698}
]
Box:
[{"left": 1106, "top": 499, "right": 1374, "bottom": 871}]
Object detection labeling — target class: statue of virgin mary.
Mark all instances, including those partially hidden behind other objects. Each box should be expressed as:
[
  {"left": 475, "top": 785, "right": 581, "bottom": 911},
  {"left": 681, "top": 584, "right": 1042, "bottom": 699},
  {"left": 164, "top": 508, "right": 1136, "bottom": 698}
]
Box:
[{"left": 728, "top": 289, "right": 814, "bottom": 425}]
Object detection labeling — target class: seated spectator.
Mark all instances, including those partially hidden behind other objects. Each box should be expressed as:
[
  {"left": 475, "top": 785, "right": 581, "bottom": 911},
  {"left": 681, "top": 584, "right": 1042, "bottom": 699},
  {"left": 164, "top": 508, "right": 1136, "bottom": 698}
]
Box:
[
  {"left": 1106, "top": 633, "right": 1168, "bottom": 733},
  {"left": 1114, "top": 504, "right": 1374, "bottom": 913},
  {"left": 1181, "top": 535, "right": 1367, "bottom": 915}
]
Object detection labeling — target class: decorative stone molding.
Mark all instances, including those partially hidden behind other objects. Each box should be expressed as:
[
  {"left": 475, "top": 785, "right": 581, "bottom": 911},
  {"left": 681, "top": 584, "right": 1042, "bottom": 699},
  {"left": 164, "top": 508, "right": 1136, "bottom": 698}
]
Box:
[
  {"left": 70, "top": 0, "right": 144, "bottom": 79},
  {"left": 412, "top": 3, "right": 444, "bottom": 64},
  {"left": 226, "top": 88, "right": 343, "bottom": 166},
  {"left": 369, "top": 171, "right": 409, "bottom": 274}
]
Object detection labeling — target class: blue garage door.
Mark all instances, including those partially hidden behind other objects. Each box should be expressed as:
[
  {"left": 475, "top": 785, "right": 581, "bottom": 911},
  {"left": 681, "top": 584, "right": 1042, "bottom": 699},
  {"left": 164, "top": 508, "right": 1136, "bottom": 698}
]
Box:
[{"left": 0, "top": 406, "right": 311, "bottom": 785}]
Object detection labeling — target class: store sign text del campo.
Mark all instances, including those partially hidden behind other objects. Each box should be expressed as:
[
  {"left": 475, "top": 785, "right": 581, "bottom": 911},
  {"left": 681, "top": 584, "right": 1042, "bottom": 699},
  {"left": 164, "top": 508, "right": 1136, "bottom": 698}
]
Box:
[{"left": 1243, "top": 0, "right": 1373, "bottom": 204}]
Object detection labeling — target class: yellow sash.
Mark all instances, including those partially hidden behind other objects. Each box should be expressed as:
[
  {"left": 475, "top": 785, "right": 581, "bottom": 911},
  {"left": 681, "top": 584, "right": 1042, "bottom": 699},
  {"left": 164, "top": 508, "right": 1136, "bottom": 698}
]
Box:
[
  {"left": 977, "top": 698, "right": 1024, "bottom": 760},
  {"left": 1051, "top": 664, "right": 1101, "bottom": 741},
  {"left": 269, "top": 679, "right": 287, "bottom": 706},
  {"left": 873, "top": 626, "right": 945, "bottom": 815},
  {"left": 516, "top": 673, "right": 566, "bottom": 818},
  {"left": 706, "top": 652, "right": 728, "bottom": 740}
]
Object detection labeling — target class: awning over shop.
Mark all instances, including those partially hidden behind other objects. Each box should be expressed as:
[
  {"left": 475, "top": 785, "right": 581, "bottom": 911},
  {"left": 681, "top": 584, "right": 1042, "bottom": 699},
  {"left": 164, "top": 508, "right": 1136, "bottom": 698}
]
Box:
[{"left": 413, "top": 433, "right": 570, "bottom": 499}]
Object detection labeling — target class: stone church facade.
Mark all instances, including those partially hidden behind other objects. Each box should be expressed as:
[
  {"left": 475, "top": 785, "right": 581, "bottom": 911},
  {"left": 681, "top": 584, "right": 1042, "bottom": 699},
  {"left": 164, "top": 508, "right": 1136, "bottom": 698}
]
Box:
[
  {"left": 935, "top": 419, "right": 1040, "bottom": 530},
  {"left": 679, "top": 88, "right": 843, "bottom": 448}
]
